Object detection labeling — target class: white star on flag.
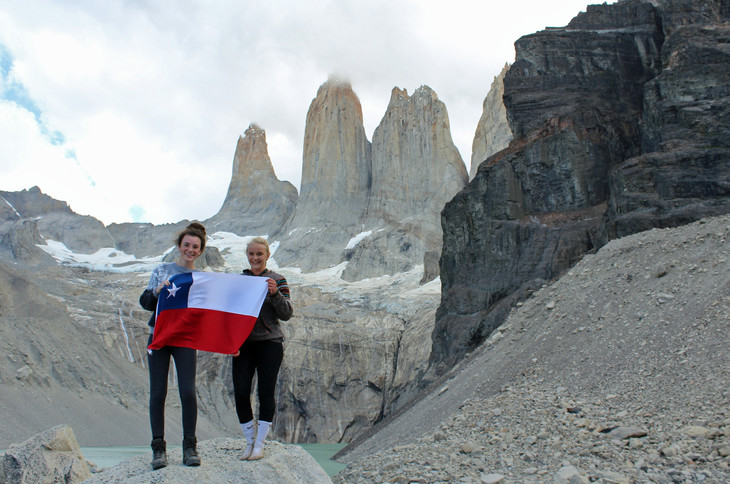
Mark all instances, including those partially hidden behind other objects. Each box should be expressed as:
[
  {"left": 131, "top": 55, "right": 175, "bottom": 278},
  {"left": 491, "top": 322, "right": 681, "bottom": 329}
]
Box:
[{"left": 166, "top": 282, "right": 180, "bottom": 298}]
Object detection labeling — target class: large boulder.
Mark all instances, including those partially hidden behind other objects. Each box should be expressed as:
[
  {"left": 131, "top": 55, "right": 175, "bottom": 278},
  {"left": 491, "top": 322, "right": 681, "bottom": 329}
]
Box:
[{"left": 0, "top": 425, "right": 91, "bottom": 484}]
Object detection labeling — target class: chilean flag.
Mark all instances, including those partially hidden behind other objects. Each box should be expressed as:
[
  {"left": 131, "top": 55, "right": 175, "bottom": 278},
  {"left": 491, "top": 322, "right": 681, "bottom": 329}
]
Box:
[{"left": 148, "top": 272, "right": 268, "bottom": 354}]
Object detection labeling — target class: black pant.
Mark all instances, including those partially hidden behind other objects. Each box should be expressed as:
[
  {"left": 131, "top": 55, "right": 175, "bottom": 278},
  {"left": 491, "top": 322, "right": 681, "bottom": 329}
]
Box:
[
  {"left": 232, "top": 339, "right": 283, "bottom": 423},
  {"left": 147, "top": 334, "right": 197, "bottom": 439}
]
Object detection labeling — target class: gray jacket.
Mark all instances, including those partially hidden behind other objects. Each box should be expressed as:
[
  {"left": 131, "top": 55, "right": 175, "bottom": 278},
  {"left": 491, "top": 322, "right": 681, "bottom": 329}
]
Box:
[{"left": 243, "top": 268, "right": 293, "bottom": 342}]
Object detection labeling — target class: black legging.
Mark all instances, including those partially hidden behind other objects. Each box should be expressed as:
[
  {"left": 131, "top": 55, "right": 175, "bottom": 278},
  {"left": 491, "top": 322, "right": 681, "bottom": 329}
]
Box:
[
  {"left": 232, "top": 339, "right": 284, "bottom": 423},
  {"left": 147, "top": 334, "right": 198, "bottom": 439}
]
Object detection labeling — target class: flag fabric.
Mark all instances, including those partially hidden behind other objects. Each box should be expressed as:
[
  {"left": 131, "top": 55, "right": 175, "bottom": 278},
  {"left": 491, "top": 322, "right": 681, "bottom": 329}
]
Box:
[{"left": 148, "top": 272, "right": 268, "bottom": 354}]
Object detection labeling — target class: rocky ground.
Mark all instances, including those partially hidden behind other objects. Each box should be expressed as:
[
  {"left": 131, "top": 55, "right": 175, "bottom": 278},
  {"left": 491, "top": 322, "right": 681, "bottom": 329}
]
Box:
[{"left": 333, "top": 214, "right": 730, "bottom": 483}]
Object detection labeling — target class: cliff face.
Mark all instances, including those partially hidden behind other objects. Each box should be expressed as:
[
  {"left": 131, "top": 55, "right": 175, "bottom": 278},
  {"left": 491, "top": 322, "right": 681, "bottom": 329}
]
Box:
[
  {"left": 273, "top": 77, "right": 372, "bottom": 272},
  {"left": 341, "top": 86, "right": 467, "bottom": 282},
  {"left": 433, "top": 0, "right": 730, "bottom": 373},
  {"left": 1, "top": 186, "right": 115, "bottom": 256}
]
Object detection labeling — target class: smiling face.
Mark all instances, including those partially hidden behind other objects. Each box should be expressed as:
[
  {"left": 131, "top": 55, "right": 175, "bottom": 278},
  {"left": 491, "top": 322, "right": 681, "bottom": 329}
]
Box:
[
  {"left": 246, "top": 242, "right": 270, "bottom": 275},
  {"left": 177, "top": 234, "right": 203, "bottom": 268}
]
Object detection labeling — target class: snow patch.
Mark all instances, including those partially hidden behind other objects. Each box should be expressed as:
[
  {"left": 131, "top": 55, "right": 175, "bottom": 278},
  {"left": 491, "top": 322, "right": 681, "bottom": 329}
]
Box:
[{"left": 346, "top": 230, "right": 372, "bottom": 250}]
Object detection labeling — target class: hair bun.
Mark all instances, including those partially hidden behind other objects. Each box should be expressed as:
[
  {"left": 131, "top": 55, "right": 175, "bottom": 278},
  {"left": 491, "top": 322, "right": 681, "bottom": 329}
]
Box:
[{"left": 187, "top": 222, "right": 207, "bottom": 237}]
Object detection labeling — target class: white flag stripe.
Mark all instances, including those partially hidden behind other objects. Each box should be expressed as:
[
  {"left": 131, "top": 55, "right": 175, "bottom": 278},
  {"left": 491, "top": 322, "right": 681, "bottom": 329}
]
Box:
[{"left": 187, "top": 272, "right": 268, "bottom": 316}]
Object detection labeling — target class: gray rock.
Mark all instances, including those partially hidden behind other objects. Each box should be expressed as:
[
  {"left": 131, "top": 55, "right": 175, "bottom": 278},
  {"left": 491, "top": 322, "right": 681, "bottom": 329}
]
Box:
[
  {"left": 553, "top": 465, "right": 589, "bottom": 484},
  {"left": 276, "top": 79, "right": 467, "bottom": 283},
  {"left": 341, "top": 85, "right": 467, "bottom": 282},
  {"left": 1, "top": 425, "right": 91, "bottom": 484},
  {"left": 274, "top": 77, "right": 372, "bottom": 272},
  {"left": 334, "top": 214, "right": 730, "bottom": 484},
  {"left": 606, "top": 426, "right": 648, "bottom": 440},
  {"left": 0, "top": 219, "right": 55, "bottom": 265},
  {"left": 106, "top": 221, "right": 188, "bottom": 258},
  {"left": 1, "top": 186, "right": 115, "bottom": 254}
]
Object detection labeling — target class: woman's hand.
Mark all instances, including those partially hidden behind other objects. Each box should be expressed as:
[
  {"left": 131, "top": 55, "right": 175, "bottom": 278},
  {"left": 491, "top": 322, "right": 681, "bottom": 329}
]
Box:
[
  {"left": 232, "top": 350, "right": 240, "bottom": 357},
  {"left": 154, "top": 280, "right": 170, "bottom": 295},
  {"left": 266, "top": 278, "right": 277, "bottom": 295}
]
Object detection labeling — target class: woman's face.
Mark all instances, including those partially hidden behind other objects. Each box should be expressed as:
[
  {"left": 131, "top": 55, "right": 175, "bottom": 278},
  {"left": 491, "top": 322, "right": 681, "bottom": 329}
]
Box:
[
  {"left": 178, "top": 234, "right": 203, "bottom": 265},
  {"left": 247, "top": 242, "right": 269, "bottom": 274}
]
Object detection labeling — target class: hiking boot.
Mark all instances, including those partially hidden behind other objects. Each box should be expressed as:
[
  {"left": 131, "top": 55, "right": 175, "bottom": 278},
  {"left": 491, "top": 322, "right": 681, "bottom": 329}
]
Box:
[
  {"left": 150, "top": 438, "right": 168, "bottom": 470},
  {"left": 182, "top": 435, "right": 201, "bottom": 466}
]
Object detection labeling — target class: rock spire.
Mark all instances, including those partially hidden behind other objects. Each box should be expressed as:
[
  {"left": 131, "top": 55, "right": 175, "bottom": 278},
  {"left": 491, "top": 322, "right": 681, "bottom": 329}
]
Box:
[
  {"left": 273, "top": 77, "right": 373, "bottom": 271},
  {"left": 206, "top": 123, "right": 297, "bottom": 236}
]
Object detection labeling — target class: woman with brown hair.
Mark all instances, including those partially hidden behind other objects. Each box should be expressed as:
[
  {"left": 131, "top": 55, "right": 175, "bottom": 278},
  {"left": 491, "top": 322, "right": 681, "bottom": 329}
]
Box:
[{"left": 139, "top": 222, "right": 207, "bottom": 469}]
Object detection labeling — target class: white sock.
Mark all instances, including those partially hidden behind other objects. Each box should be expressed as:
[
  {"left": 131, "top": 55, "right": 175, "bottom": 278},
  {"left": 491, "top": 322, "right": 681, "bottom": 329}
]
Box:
[
  {"left": 255, "top": 420, "right": 271, "bottom": 447},
  {"left": 241, "top": 420, "right": 256, "bottom": 442},
  {"left": 248, "top": 420, "right": 271, "bottom": 460}
]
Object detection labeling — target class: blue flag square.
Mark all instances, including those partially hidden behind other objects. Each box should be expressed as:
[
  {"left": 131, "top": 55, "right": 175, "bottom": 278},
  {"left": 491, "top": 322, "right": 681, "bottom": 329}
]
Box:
[{"left": 159, "top": 272, "right": 193, "bottom": 311}]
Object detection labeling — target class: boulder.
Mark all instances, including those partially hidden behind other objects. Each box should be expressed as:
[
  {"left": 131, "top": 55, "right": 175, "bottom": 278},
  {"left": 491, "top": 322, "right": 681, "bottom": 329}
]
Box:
[{"left": 0, "top": 425, "right": 91, "bottom": 484}]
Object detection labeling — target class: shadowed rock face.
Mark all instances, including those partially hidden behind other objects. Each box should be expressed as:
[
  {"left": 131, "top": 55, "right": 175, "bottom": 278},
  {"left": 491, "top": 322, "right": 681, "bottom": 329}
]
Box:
[
  {"left": 206, "top": 123, "right": 298, "bottom": 237},
  {"left": 433, "top": 0, "right": 730, "bottom": 373}
]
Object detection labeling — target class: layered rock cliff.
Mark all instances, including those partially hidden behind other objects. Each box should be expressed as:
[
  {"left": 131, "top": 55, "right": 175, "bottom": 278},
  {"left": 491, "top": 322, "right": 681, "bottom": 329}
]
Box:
[
  {"left": 469, "top": 63, "right": 512, "bottom": 178},
  {"left": 206, "top": 123, "right": 298, "bottom": 236},
  {"left": 433, "top": 0, "right": 730, "bottom": 373}
]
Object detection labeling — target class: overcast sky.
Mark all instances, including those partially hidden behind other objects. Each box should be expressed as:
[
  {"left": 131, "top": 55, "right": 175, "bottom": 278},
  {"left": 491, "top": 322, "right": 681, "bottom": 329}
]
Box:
[{"left": 0, "top": 0, "right": 614, "bottom": 226}]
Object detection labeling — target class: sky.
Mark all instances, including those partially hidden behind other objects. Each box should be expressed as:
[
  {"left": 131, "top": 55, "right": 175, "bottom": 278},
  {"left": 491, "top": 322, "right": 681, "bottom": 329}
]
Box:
[{"left": 0, "top": 0, "right": 615, "bottom": 226}]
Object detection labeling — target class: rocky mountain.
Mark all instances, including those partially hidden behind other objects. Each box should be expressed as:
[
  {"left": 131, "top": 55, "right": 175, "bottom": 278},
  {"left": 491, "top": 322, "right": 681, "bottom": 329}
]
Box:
[
  {"left": 469, "top": 63, "right": 513, "bottom": 179},
  {"left": 0, "top": 75, "right": 467, "bottom": 448},
  {"left": 433, "top": 0, "right": 730, "bottom": 374},
  {"left": 1, "top": 186, "right": 114, "bottom": 256},
  {"left": 205, "top": 123, "right": 298, "bottom": 236}
]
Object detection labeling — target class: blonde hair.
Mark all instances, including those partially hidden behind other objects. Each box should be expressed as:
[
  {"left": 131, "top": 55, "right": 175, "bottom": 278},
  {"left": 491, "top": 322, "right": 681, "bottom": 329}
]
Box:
[{"left": 246, "top": 236, "right": 270, "bottom": 256}]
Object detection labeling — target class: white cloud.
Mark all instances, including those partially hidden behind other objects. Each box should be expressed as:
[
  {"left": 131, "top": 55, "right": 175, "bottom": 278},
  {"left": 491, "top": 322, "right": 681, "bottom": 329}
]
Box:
[{"left": 0, "top": 0, "right": 614, "bottom": 225}]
